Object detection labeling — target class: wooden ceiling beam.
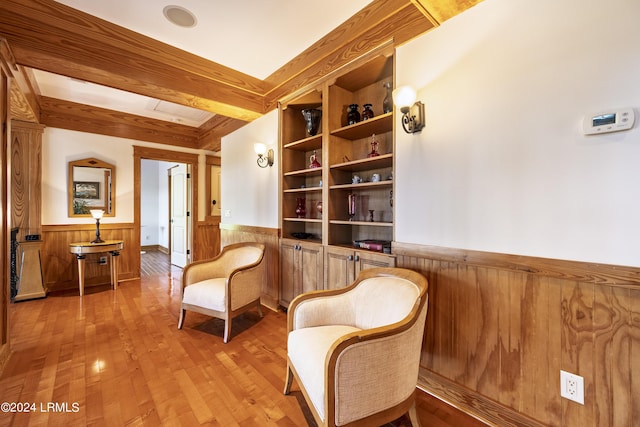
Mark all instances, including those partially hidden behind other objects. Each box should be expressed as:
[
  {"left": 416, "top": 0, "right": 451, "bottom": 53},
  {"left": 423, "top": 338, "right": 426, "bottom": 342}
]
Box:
[
  {"left": 1, "top": 0, "right": 479, "bottom": 144},
  {"left": 264, "top": 0, "right": 436, "bottom": 109},
  {"left": 411, "top": 0, "right": 483, "bottom": 24},
  {"left": 0, "top": 0, "right": 266, "bottom": 121},
  {"left": 39, "top": 96, "right": 200, "bottom": 149}
]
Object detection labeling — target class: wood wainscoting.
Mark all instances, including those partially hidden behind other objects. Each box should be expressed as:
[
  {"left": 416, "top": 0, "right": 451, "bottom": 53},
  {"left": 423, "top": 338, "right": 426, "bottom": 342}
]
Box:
[
  {"left": 192, "top": 218, "right": 221, "bottom": 262},
  {"left": 220, "top": 224, "right": 280, "bottom": 311},
  {"left": 41, "top": 223, "right": 139, "bottom": 293},
  {"left": 393, "top": 242, "right": 640, "bottom": 427}
]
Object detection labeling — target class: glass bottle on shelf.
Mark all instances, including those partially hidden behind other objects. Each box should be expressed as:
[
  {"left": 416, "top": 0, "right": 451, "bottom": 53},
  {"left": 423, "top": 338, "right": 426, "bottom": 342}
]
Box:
[
  {"left": 347, "top": 104, "right": 360, "bottom": 125},
  {"left": 295, "top": 198, "right": 306, "bottom": 218},
  {"left": 362, "top": 104, "right": 374, "bottom": 120},
  {"left": 348, "top": 193, "right": 357, "bottom": 221},
  {"left": 309, "top": 150, "right": 321, "bottom": 168},
  {"left": 367, "top": 134, "right": 380, "bottom": 158},
  {"left": 382, "top": 82, "right": 393, "bottom": 114}
]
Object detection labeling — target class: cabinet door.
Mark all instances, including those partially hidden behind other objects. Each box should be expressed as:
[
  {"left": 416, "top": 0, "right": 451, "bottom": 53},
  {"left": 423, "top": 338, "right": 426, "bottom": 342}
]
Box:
[
  {"left": 355, "top": 250, "right": 396, "bottom": 275},
  {"left": 279, "top": 240, "right": 298, "bottom": 307},
  {"left": 324, "top": 246, "right": 357, "bottom": 290},
  {"left": 299, "top": 242, "right": 324, "bottom": 294}
]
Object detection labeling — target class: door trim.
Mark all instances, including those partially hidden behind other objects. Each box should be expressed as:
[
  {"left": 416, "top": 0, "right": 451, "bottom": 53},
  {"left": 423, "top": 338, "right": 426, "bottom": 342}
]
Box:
[{"left": 133, "top": 146, "right": 199, "bottom": 276}]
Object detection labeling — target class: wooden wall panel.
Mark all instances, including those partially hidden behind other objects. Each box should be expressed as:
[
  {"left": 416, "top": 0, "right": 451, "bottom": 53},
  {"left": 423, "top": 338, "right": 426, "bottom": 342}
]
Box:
[
  {"left": 10, "top": 121, "right": 44, "bottom": 241},
  {"left": 41, "top": 223, "right": 138, "bottom": 293},
  {"left": 192, "top": 219, "right": 221, "bottom": 262},
  {"left": 220, "top": 224, "right": 280, "bottom": 311},
  {"left": 394, "top": 242, "right": 640, "bottom": 427}
]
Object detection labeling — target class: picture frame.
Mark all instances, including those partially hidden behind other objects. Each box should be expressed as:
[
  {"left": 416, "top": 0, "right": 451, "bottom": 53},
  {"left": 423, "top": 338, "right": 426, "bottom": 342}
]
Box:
[{"left": 73, "top": 181, "right": 100, "bottom": 200}]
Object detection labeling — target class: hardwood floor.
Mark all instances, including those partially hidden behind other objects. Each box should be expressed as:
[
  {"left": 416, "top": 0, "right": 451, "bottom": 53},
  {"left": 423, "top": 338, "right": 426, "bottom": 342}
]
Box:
[{"left": 0, "top": 250, "right": 486, "bottom": 426}]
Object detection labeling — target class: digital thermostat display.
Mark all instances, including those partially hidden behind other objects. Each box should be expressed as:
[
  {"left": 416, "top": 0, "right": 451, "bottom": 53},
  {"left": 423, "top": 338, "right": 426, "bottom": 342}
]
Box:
[{"left": 583, "top": 108, "right": 634, "bottom": 135}]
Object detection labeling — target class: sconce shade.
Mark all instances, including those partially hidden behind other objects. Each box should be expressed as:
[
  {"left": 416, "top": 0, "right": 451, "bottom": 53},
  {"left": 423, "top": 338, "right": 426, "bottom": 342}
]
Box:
[
  {"left": 392, "top": 86, "right": 417, "bottom": 110},
  {"left": 255, "top": 144, "right": 274, "bottom": 168},
  {"left": 392, "top": 85, "right": 424, "bottom": 134}
]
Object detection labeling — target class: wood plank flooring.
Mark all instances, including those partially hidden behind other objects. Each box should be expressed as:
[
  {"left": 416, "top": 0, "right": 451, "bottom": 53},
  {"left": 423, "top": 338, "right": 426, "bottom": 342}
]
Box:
[{"left": 0, "top": 250, "right": 487, "bottom": 426}]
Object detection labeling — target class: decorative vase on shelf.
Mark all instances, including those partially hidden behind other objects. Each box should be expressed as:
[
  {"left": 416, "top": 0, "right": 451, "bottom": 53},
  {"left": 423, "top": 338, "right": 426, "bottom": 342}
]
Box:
[
  {"left": 301, "top": 109, "right": 322, "bottom": 136},
  {"left": 367, "top": 134, "right": 380, "bottom": 158},
  {"left": 347, "top": 104, "right": 360, "bottom": 125},
  {"left": 316, "top": 201, "right": 323, "bottom": 218},
  {"left": 382, "top": 82, "right": 393, "bottom": 114},
  {"left": 309, "top": 150, "right": 321, "bottom": 168},
  {"left": 295, "top": 198, "right": 306, "bottom": 218},
  {"left": 362, "top": 104, "right": 374, "bottom": 120},
  {"left": 348, "top": 193, "right": 357, "bottom": 221}
]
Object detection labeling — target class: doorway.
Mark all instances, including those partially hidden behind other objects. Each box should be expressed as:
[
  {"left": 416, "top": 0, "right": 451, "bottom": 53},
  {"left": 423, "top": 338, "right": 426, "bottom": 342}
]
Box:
[{"left": 134, "top": 146, "right": 199, "bottom": 277}]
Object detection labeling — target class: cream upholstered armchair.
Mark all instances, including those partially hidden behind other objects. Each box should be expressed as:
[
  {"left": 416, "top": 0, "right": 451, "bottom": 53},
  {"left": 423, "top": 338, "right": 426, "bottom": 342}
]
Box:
[
  {"left": 178, "top": 242, "right": 265, "bottom": 343},
  {"left": 284, "top": 267, "right": 429, "bottom": 427}
]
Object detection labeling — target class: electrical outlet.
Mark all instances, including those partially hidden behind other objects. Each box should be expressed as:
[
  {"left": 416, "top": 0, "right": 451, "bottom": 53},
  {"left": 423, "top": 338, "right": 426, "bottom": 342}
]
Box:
[
  {"left": 560, "top": 370, "right": 584, "bottom": 404},
  {"left": 224, "top": 209, "right": 232, "bottom": 217},
  {"left": 99, "top": 256, "right": 107, "bottom": 265}
]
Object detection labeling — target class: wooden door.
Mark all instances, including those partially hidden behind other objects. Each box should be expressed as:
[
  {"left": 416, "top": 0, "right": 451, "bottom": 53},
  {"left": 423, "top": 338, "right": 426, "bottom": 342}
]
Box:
[
  {"left": 210, "top": 165, "right": 221, "bottom": 217},
  {"left": 354, "top": 250, "right": 396, "bottom": 275},
  {"left": 170, "top": 163, "right": 188, "bottom": 267},
  {"left": 279, "top": 239, "right": 298, "bottom": 307},
  {"left": 299, "top": 241, "right": 324, "bottom": 294},
  {"left": 324, "top": 246, "right": 356, "bottom": 290}
]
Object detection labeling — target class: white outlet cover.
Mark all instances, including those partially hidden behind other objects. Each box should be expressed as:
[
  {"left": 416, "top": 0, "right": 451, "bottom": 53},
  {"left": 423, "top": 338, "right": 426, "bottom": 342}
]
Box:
[{"left": 560, "top": 370, "right": 584, "bottom": 405}]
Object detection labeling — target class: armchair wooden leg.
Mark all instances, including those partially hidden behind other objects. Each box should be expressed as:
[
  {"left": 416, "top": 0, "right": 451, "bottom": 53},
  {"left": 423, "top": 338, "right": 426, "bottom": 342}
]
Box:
[
  {"left": 223, "top": 318, "right": 232, "bottom": 343},
  {"left": 178, "top": 308, "right": 186, "bottom": 329},
  {"left": 408, "top": 402, "right": 421, "bottom": 427},
  {"left": 256, "top": 301, "right": 263, "bottom": 318},
  {"left": 284, "top": 363, "right": 293, "bottom": 395}
]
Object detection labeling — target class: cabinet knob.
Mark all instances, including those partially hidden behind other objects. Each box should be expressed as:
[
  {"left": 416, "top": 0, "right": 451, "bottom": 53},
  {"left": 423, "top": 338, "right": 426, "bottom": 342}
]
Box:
[
  {"left": 355, "top": 255, "right": 360, "bottom": 262},
  {"left": 348, "top": 255, "right": 354, "bottom": 261}
]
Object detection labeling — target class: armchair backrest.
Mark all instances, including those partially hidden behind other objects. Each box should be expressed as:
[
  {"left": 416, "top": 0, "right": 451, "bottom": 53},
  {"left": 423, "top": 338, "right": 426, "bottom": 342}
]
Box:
[
  {"left": 217, "top": 243, "right": 264, "bottom": 278},
  {"left": 347, "top": 276, "right": 421, "bottom": 329}
]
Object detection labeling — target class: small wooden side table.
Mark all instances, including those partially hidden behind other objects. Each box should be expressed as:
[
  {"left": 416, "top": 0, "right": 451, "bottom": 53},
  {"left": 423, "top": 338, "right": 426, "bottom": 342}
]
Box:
[{"left": 69, "top": 240, "right": 124, "bottom": 296}]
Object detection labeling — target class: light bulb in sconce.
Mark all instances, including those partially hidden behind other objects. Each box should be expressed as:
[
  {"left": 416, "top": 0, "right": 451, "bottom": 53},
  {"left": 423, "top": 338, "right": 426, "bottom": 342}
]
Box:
[
  {"left": 90, "top": 209, "right": 105, "bottom": 243},
  {"left": 392, "top": 85, "right": 425, "bottom": 134},
  {"left": 254, "top": 143, "right": 274, "bottom": 168}
]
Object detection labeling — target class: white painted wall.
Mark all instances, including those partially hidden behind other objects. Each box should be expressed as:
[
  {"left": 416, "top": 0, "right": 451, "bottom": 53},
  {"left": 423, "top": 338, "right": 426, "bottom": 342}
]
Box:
[
  {"left": 221, "top": 110, "right": 279, "bottom": 228},
  {"left": 140, "top": 160, "right": 173, "bottom": 248},
  {"left": 395, "top": 0, "right": 640, "bottom": 266},
  {"left": 42, "top": 127, "right": 213, "bottom": 225}
]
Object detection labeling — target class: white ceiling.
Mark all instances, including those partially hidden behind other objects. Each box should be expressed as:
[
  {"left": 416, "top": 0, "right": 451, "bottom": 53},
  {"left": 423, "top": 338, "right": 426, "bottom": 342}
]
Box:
[{"left": 38, "top": 0, "right": 373, "bottom": 126}]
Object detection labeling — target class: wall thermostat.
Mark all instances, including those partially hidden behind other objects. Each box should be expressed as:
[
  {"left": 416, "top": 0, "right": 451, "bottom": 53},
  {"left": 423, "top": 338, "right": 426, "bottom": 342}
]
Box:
[{"left": 583, "top": 108, "right": 635, "bottom": 135}]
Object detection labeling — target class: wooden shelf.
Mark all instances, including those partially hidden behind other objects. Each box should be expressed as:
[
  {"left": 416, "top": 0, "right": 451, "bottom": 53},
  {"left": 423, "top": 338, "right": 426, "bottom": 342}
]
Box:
[
  {"left": 284, "top": 167, "right": 323, "bottom": 177},
  {"left": 284, "top": 134, "right": 322, "bottom": 151},
  {"left": 330, "top": 181, "right": 392, "bottom": 190},
  {"left": 331, "top": 113, "right": 393, "bottom": 140},
  {"left": 284, "top": 186, "right": 323, "bottom": 193},
  {"left": 330, "top": 153, "right": 393, "bottom": 172},
  {"left": 330, "top": 220, "right": 393, "bottom": 227},
  {"left": 283, "top": 217, "right": 323, "bottom": 223}
]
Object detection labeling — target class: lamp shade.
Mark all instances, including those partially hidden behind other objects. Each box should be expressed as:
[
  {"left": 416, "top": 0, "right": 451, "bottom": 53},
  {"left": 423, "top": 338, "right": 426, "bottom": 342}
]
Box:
[
  {"left": 90, "top": 209, "right": 104, "bottom": 219},
  {"left": 392, "top": 85, "right": 417, "bottom": 108},
  {"left": 254, "top": 143, "right": 267, "bottom": 156}
]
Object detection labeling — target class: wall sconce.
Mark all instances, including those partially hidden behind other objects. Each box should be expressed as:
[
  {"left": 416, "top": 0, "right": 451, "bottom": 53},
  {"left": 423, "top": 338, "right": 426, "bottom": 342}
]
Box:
[
  {"left": 254, "top": 143, "right": 274, "bottom": 168},
  {"left": 90, "top": 209, "right": 104, "bottom": 243},
  {"left": 392, "top": 85, "right": 425, "bottom": 134}
]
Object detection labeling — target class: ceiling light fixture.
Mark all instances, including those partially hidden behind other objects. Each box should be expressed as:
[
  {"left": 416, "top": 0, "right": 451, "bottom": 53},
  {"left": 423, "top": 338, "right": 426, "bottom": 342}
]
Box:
[{"left": 163, "top": 5, "right": 197, "bottom": 28}]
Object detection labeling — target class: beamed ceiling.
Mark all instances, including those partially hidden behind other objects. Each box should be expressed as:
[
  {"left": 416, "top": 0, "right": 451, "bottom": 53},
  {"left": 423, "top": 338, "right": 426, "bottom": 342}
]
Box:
[{"left": 1, "top": 0, "right": 481, "bottom": 152}]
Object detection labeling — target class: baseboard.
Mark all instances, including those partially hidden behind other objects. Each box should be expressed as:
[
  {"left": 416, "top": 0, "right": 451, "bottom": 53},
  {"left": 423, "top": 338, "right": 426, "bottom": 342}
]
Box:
[
  {"left": 141, "top": 245, "right": 169, "bottom": 254},
  {"left": 418, "top": 370, "right": 546, "bottom": 427}
]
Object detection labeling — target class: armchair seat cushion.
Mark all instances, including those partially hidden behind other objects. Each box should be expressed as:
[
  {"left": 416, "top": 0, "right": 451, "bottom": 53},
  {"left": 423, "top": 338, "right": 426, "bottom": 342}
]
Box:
[
  {"left": 182, "top": 278, "right": 226, "bottom": 312},
  {"left": 288, "top": 325, "right": 361, "bottom": 419}
]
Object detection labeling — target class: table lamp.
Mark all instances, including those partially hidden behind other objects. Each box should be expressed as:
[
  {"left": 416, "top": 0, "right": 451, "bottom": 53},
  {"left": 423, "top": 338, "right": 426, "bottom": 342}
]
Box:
[{"left": 90, "top": 209, "right": 105, "bottom": 243}]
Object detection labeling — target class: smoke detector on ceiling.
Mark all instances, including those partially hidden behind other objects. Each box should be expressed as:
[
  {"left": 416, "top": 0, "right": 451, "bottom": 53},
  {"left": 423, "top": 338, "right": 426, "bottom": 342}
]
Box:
[{"left": 163, "top": 5, "right": 197, "bottom": 28}]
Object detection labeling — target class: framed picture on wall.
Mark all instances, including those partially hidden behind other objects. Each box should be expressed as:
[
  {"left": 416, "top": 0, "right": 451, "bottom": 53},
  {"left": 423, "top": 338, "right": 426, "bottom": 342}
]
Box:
[{"left": 73, "top": 181, "right": 100, "bottom": 199}]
